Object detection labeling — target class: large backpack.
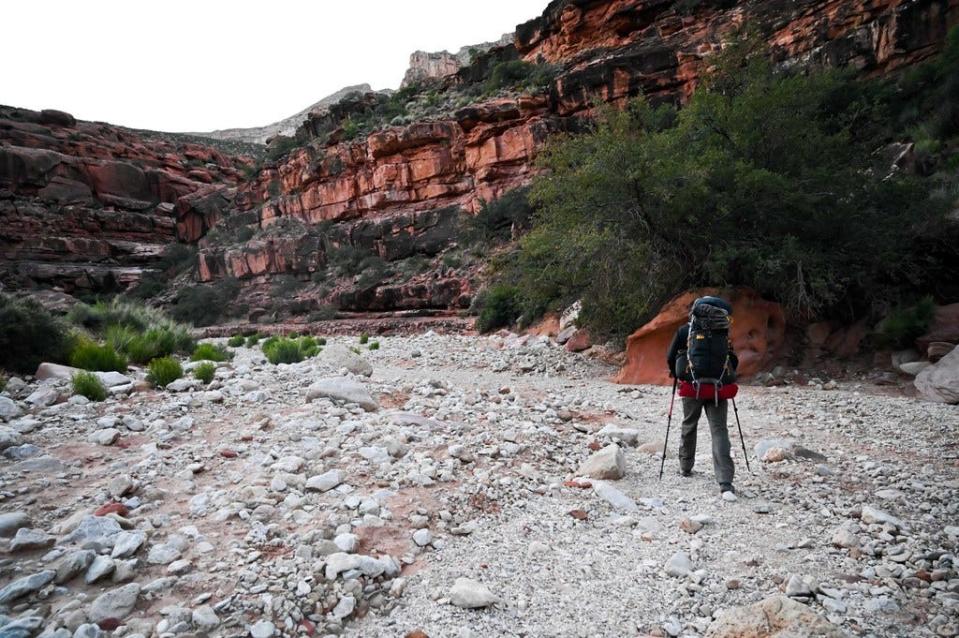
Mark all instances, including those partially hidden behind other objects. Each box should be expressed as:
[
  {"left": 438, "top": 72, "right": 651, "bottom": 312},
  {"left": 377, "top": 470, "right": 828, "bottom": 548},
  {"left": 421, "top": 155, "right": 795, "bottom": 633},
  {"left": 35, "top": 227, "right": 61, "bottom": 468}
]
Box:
[{"left": 674, "top": 297, "right": 736, "bottom": 390}]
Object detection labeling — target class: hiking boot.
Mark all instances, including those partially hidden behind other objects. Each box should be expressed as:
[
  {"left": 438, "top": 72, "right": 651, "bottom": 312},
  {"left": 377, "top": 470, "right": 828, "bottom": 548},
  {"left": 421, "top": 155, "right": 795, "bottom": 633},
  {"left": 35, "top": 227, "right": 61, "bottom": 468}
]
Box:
[
  {"left": 680, "top": 469, "right": 693, "bottom": 477},
  {"left": 719, "top": 483, "right": 736, "bottom": 494}
]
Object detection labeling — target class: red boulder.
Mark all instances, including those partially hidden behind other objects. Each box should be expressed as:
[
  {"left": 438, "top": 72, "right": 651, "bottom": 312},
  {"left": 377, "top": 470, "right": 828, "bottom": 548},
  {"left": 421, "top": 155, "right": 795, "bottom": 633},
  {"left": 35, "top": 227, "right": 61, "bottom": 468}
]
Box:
[{"left": 615, "top": 288, "right": 786, "bottom": 386}]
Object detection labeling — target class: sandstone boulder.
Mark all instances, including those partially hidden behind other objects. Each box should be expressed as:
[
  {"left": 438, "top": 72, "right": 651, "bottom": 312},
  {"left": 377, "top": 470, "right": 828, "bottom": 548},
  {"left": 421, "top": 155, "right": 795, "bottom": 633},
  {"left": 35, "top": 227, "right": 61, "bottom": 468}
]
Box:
[
  {"left": 706, "top": 595, "right": 849, "bottom": 637},
  {"left": 577, "top": 444, "right": 625, "bottom": 480},
  {"left": 306, "top": 378, "right": 378, "bottom": 411},
  {"left": 917, "top": 303, "right": 959, "bottom": 354},
  {"left": 616, "top": 288, "right": 785, "bottom": 385},
  {"left": 322, "top": 344, "right": 373, "bottom": 377},
  {"left": 915, "top": 347, "right": 959, "bottom": 404}
]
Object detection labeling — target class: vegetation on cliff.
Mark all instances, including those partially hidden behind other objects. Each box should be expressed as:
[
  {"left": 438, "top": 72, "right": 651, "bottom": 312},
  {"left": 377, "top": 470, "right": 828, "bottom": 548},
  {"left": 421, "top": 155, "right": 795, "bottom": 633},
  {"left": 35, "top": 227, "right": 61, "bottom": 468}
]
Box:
[{"left": 484, "top": 33, "right": 959, "bottom": 338}]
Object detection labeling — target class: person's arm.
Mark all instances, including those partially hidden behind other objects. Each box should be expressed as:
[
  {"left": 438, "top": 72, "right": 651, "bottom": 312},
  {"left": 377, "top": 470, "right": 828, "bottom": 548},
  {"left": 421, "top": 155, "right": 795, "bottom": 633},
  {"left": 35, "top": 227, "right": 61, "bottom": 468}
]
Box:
[{"left": 666, "top": 326, "right": 685, "bottom": 377}]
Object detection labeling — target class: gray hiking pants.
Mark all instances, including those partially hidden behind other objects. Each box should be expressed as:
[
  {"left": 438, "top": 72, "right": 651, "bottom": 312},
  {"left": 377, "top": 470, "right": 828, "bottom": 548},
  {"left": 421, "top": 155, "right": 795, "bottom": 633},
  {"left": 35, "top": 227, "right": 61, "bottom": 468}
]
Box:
[{"left": 679, "top": 398, "right": 734, "bottom": 485}]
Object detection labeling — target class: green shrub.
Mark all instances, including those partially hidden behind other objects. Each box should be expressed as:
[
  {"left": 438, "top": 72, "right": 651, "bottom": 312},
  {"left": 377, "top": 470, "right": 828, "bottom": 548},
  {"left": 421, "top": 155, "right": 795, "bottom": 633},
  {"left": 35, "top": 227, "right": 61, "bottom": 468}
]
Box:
[
  {"left": 245, "top": 333, "right": 262, "bottom": 346},
  {"left": 876, "top": 297, "right": 937, "bottom": 349},
  {"left": 298, "top": 336, "right": 320, "bottom": 358},
  {"left": 368, "top": 341, "right": 380, "bottom": 350},
  {"left": 72, "top": 371, "right": 107, "bottom": 401},
  {"left": 228, "top": 335, "right": 245, "bottom": 347},
  {"left": 69, "top": 340, "right": 127, "bottom": 372},
  {"left": 465, "top": 187, "right": 534, "bottom": 245},
  {"left": 125, "top": 328, "right": 179, "bottom": 364},
  {"left": 191, "top": 343, "right": 231, "bottom": 362},
  {"left": 0, "top": 374, "right": 8, "bottom": 393},
  {"left": 263, "top": 337, "right": 304, "bottom": 365},
  {"left": 316, "top": 337, "right": 327, "bottom": 346},
  {"left": 0, "top": 294, "right": 73, "bottom": 374},
  {"left": 147, "top": 357, "right": 183, "bottom": 388},
  {"left": 359, "top": 333, "right": 370, "bottom": 345},
  {"left": 484, "top": 60, "right": 557, "bottom": 93},
  {"left": 70, "top": 299, "right": 193, "bottom": 355},
  {"left": 502, "top": 40, "right": 958, "bottom": 338},
  {"left": 475, "top": 285, "right": 522, "bottom": 333},
  {"left": 193, "top": 362, "right": 216, "bottom": 384},
  {"left": 171, "top": 279, "right": 240, "bottom": 327}
]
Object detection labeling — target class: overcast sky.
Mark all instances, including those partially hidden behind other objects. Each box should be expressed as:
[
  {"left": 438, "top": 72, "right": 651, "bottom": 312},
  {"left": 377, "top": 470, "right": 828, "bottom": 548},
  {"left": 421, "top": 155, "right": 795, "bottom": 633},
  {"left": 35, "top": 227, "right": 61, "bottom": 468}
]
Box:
[{"left": 2, "top": 0, "right": 547, "bottom": 133}]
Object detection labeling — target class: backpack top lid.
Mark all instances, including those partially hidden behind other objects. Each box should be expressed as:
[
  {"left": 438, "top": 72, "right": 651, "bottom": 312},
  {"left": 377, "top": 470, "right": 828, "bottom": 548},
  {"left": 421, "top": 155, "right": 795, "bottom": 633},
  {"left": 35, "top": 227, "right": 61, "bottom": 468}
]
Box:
[{"left": 692, "top": 296, "right": 733, "bottom": 315}]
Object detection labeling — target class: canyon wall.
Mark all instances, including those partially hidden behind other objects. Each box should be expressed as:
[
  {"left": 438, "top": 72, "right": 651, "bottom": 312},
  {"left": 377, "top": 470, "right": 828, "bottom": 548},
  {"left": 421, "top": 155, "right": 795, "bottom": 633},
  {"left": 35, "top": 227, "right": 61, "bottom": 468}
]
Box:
[
  {"left": 3, "top": 0, "right": 957, "bottom": 317},
  {"left": 0, "top": 106, "right": 250, "bottom": 292}
]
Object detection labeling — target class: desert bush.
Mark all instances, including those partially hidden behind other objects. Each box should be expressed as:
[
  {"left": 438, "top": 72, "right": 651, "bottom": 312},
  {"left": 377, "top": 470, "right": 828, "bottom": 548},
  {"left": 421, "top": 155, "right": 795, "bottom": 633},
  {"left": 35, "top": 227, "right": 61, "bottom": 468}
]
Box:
[
  {"left": 193, "top": 362, "right": 216, "bottom": 384},
  {"left": 465, "top": 187, "right": 534, "bottom": 245},
  {"left": 475, "top": 285, "right": 522, "bottom": 333},
  {"left": 228, "top": 335, "right": 245, "bottom": 347},
  {"left": 876, "top": 297, "right": 937, "bottom": 349},
  {"left": 484, "top": 60, "right": 557, "bottom": 93},
  {"left": 263, "top": 337, "right": 304, "bottom": 364},
  {"left": 70, "top": 299, "right": 193, "bottom": 354},
  {"left": 191, "top": 343, "right": 231, "bottom": 362},
  {"left": 69, "top": 340, "right": 127, "bottom": 372},
  {"left": 298, "top": 336, "right": 320, "bottom": 358},
  {"left": 501, "top": 40, "right": 956, "bottom": 338},
  {"left": 0, "top": 294, "right": 73, "bottom": 374},
  {"left": 147, "top": 357, "right": 183, "bottom": 388},
  {"left": 171, "top": 279, "right": 240, "bottom": 327},
  {"left": 72, "top": 371, "right": 107, "bottom": 401}
]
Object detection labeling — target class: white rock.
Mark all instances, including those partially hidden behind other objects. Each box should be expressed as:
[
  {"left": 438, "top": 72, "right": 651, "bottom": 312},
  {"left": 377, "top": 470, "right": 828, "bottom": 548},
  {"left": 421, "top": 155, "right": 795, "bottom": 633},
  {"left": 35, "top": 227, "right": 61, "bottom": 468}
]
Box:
[
  {"left": 88, "top": 583, "right": 140, "bottom": 623},
  {"left": 861, "top": 505, "right": 905, "bottom": 529},
  {"left": 576, "top": 444, "right": 626, "bottom": 480},
  {"left": 306, "top": 469, "right": 344, "bottom": 492},
  {"left": 306, "top": 378, "right": 378, "bottom": 411},
  {"left": 592, "top": 480, "right": 637, "bottom": 512},
  {"left": 412, "top": 528, "right": 433, "bottom": 547},
  {"left": 915, "top": 347, "right": 959, "bottom": 403},
  {"left": 665, "top": 551, "right": 692, "bottom": 577},
  {"left": 449, "top": 577, "right": 497, "bottom": 608},
  {"left": 331, "top": 595, "right": 356, "bottom": 620},
  {"left": 249, "top": 620, "right": 275, "bottom": 638},
  {"left": 0, "top": 397, "right": 23, "bottom": 422}
]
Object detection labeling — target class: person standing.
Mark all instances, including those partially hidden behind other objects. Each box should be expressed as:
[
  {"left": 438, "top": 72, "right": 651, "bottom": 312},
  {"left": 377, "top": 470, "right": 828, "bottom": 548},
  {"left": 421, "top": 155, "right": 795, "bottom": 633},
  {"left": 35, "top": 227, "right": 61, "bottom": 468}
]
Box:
[{"left": 666, "top": 296, "right": 739, "bottom": 495}]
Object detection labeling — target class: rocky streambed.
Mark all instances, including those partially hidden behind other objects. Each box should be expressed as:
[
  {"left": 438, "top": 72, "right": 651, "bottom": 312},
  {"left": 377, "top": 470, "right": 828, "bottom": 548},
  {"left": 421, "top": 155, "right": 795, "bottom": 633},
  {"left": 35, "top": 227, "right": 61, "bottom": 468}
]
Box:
[{"left": 0, "top": 333, "right": 957, "bottom": 638}]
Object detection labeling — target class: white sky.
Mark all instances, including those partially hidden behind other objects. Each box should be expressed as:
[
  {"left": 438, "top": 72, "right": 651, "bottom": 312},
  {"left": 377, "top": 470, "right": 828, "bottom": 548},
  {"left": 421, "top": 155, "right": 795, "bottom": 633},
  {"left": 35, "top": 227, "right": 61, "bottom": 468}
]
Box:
[{"left": 2, "top": 0, "right": 547, "bottom": 133}]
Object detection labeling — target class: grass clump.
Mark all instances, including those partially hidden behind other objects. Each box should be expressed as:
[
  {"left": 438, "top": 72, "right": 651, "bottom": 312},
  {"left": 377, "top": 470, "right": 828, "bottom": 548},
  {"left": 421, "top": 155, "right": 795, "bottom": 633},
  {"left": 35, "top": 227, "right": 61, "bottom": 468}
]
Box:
[
  {"left": 245, "top": 333, "right": 262, "bottom": 346},
  {"left": 147, "top": 357, "right": 183, "bottom": 388},
  {"left": 368, "top": 341, "right": 380, "bottom": 350},
  {"left": 0, "top": 294, "right": 73, "bottom": 374},
  {"left": 193, "top": 362, "right": 216, "bottom": 384},
  {"left": 191, "top": 343, "right": 232, "bottom": 362},
  {"left": 227, "top": 335, "right": 246, "bottom": 347},
  {"left": 72, "top": 371, "right": 107, "bottom": 401},
  {"left": 359, "top": 333, "right": 370, "bottom": 345},
  {"left": 69, "top": 339, "right": 127, "bottom": 372},
  {"left": 262, "top": 337, "right": 304, "bottom": 365},
  {"left": 261, "top": 336, "right": 322, "bottom": 364}
]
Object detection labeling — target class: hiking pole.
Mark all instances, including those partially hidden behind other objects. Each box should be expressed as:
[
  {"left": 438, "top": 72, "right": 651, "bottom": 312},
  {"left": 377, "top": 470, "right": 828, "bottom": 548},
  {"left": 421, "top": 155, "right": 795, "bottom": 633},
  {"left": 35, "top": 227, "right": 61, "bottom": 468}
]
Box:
[
  {"left": 731, "top": 397, "right": 752, "bottom": 474},
  {"left": 659, "top": 377, "right": 678, "bottom": 480}
]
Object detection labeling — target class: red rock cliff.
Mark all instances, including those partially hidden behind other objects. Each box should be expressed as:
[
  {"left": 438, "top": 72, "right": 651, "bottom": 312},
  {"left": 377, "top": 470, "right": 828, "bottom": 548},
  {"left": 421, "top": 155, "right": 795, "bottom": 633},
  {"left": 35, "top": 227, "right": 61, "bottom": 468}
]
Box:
[{"left": 0, "top": 106, "right": 250, "bottom": 292}]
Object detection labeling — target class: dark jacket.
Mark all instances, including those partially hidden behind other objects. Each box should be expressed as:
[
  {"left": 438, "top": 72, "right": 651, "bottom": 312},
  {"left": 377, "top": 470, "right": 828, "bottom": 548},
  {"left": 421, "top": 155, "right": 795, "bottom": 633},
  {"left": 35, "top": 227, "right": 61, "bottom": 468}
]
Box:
[{"left": 666, "top": 324, "right": 739, "bottom": 378}]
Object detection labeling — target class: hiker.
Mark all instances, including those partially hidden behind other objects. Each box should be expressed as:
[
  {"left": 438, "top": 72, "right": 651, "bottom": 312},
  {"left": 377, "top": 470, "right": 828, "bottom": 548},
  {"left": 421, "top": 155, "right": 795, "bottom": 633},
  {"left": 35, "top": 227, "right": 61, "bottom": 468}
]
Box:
[{"left": 666, "top": 296, "right": 739, "bottom": 494}]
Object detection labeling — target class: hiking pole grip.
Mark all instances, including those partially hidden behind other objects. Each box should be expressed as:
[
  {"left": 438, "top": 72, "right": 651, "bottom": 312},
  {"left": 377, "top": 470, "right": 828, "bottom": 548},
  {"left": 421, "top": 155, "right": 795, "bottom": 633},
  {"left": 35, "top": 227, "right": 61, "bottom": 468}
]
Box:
[
  {"left": 732, "top": 398, "right": 752, "bottom": 474},
  {"left": 659, "top": 377, "right": 678, "bottom": 480}
]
